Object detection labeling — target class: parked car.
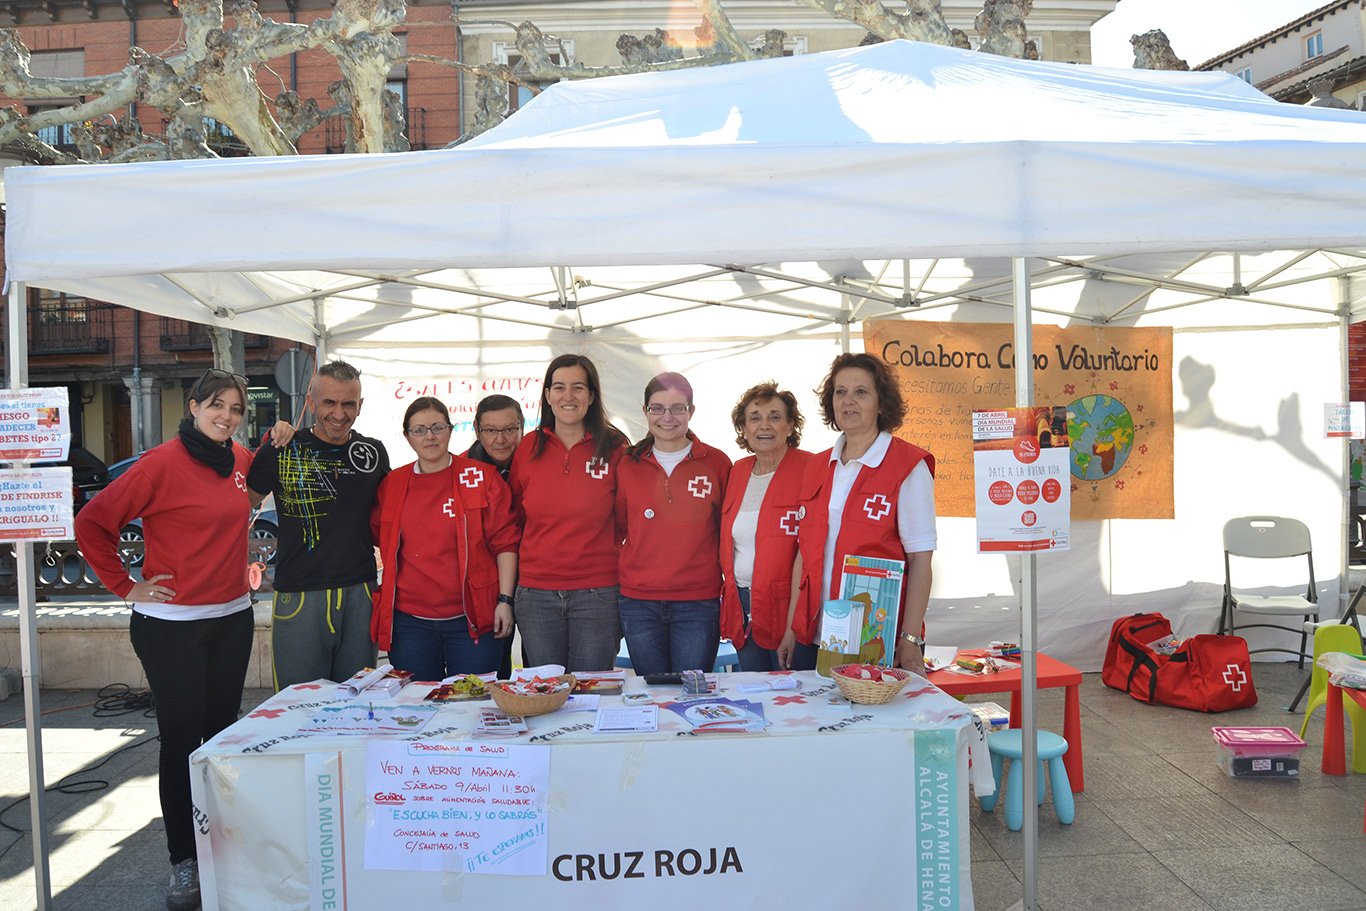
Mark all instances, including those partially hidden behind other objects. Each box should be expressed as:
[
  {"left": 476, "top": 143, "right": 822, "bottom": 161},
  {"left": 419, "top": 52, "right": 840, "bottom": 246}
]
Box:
[{"left": 60, "top": 446, "right": 110, "bottom": 513}]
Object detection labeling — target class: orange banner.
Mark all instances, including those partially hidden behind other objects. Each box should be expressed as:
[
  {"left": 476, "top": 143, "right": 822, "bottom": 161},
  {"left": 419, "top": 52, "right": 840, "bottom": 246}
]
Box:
[{"left": 864, "top": 321, "right": 1173, "bottom": 519}]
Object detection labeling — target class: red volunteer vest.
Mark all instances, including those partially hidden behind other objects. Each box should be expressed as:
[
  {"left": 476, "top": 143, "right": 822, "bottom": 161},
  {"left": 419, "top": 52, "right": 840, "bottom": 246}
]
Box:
[
  {"left": 795, "top": 436, "right": 934, "bottom": 644},
  {"left": 719, "top": 449, "right": 814, "bottom": 649}
]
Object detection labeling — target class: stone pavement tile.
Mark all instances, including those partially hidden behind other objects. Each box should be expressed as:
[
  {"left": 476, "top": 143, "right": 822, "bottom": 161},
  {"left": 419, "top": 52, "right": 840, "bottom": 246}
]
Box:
[
  {"left": 1071, "top": 717, "right": 1151, "bottom": 757},
  {"left": 1097, "top": 793, "right": 1282, "bottom": 854},
  {"left": 1076, "top": 753, "right": 1208, "bottom": 801},
  {"left": 1160, "top": 745, "right": 1343, "bottom": 793},
  {"left": 1293, "top": 837, "right": 1366, "bottom": 893},
  {"left": 1003, "top": 851, "right": 1212, "bottom": 911},
  {"left": 970, "top": 820, "right": 1003, "bottom": 862},
  {"left": 58, "top": 881, "right": 166, "bottom": 911},
  {"left": 1219, "top": 778, "right": 1366, "bottom": 842},
  {"left": 1153, "top": 842, "right": 1366, "bottom": 911},
  {"left": 973, "top": 794, "right": 1145, "bottom": 861},
  {"left": 19, "top": 825, "right": 166, "bottom": 890},
  {"left": 970, "top": 858, "right": 1024, "bottom": 911}
]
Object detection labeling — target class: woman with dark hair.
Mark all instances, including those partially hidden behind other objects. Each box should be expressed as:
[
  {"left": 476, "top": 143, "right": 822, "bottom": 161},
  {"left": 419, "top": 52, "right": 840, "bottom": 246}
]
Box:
[
  {"left": 510, "top": 354, "right": 629, "bottom": 671},
  {"left": 370, "top": 396, "right": 520, "bottom": 680},
  {"left": 786, "top": 353, "right": 937, "bottom": 678},
  {"left": 719, "top": 381, "right": 817, "bottom": 672},
  {"left": 614, "top": 372, "right": 732, "bottom": 675},
  {"left": 75, "top": 368, "right": 256, "bottom": 911}
]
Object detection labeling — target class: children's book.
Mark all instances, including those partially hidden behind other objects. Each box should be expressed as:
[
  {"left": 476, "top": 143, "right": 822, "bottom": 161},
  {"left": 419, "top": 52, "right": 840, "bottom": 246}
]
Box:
[
  {"left": 839, "top": 555, "right": 906, "bottom": 669},
  {"left": 662, "top": 698, "right": 769, "bottom": 733}
]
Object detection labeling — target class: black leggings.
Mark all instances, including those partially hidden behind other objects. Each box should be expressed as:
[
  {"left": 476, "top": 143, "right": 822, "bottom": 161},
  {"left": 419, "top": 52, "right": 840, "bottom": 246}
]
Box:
[{"left": 130, "top": 608, "right": 254, "bottom": 864}]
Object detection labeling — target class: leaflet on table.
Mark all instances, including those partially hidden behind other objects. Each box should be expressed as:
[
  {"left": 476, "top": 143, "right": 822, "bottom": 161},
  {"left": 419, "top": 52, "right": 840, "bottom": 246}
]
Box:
[
  {"left": 297, "top": 703, "right": 438, "bottom": 735},
  {"left": 923, "top": 645, "right": 958, "bottom": 671},
  {"left": 475, "top": 708, "right": 529, "bottom": 736},
  {"left": 364, "top": 740, "right": 551, "bottom": 875},
  {"left": 662, "top": 698, "right": 769, "bottom": 733},
  {"left": 838, "top": 555, "right": 905, "bottom": 668},
  {"left": 592, "top": 705, "right": 658, "bottom": 733},
  {"left": 735, "top": 674, "right": 799, "bottom": 694},
  {"left": 335, "top": 664, "right": 412, "bottom": 699}
]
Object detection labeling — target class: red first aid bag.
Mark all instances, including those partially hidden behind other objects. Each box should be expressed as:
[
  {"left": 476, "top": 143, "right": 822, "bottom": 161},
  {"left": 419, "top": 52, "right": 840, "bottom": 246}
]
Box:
[
  {"left": 1154, "top": 634, "right": 1257, "bottom": 712},
  {"left": 1102, "top": 612, "right": 1172, "bottom": 704}
]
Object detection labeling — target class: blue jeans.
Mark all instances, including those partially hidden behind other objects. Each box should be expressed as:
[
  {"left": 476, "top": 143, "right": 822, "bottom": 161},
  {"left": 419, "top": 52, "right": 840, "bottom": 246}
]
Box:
[
  {"left": 619, "top": 596, "right": 721, "bottom": 676},
  {"left": 516, "top": 585, "right": 621, "bottom": 673},
  {"left": 733, "top": 587, "right": 817, "bottom": 672},
  {"left": 388, "top": 610, "right": 504, "bottom": 681}
]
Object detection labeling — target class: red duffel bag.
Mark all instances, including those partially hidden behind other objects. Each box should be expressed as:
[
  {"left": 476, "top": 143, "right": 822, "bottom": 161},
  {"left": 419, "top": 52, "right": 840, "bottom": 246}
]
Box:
[
  {"left": 1102, "top": 612, "right": 1172, "bottom": 704},
  {"left": 1153, "top": 634, "right": 1257, "bottom": 712}
]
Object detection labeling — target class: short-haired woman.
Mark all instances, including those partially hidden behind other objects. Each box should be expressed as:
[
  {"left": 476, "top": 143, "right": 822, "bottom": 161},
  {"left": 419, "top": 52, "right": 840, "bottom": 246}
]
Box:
[
  {"left": 370, "top": 396, "right": 520, "bottom": 680},
  {"left": 788, "top": 353, "right": 937, "bottom": 677},
  {"left": 615, "top": 372, "right": 732, "bottom": 675},
  {"left": 719, "top": 381, "right": 817, "bottom": 672},
  {"left": 510, "top": 355, "right": 628, "bottom": 672}
]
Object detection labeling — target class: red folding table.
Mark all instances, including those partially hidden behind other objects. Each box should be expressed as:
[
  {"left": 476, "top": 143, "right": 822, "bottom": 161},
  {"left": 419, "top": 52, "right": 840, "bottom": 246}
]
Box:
[
  {"left": 1319, "top": 680, "right": 1366, "bottom": 832},
  {"left": 927, "top": 651, "right": 1085, "bottom": 793}
]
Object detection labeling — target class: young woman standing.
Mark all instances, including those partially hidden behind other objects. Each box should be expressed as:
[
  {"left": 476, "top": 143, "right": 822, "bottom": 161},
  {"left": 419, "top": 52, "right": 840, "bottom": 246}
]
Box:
[
  {"left": 75, "top": 369, "right": 256, "bottom": 911},
  {"left": 615, "top": 373, "right": 732, "bottom": 675},
  {"left": 510, "top": 355, "right": 628, "bottom": 672}
]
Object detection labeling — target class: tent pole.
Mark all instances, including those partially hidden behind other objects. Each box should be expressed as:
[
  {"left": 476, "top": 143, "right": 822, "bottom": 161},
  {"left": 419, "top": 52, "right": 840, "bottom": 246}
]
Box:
[
  {"left": 839, "top": 294, "right": 851, "bottom": 353},
  {"left": 1012, "top": 257, "right": 1039, "bottom": 911},
  {"left": 315, "top": 298, "right": 328, "bottom": 364},
  {"left": 6, "top": 279, "right": 54, "bottom": 911},
  {"left": 1338, "top": 279, "right": 1352, "bottom": 616}
]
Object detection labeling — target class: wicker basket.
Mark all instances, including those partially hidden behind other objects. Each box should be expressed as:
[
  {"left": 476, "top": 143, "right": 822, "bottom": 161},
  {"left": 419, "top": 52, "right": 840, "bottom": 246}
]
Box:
[
  {"left": 830, "top": 665, "right": 911, "bottom": 705},
  {"left": 489, "top": 675, "right": 577, "bottom": 716}
]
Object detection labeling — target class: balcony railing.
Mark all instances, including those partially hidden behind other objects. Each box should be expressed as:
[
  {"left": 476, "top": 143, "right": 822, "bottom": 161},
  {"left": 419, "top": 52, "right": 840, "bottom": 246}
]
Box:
[
  {"left": 28, "top": 301, "right": 114, "bottom": 355},
  {"left": 160, "top": 317, "right": 269, "bottom": 351}
]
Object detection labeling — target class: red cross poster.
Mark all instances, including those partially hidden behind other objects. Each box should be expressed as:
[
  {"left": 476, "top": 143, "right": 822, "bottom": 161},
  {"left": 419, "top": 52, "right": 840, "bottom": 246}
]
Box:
[{"left": 972, "top": 408, "right": 1070, "bottom": 553}]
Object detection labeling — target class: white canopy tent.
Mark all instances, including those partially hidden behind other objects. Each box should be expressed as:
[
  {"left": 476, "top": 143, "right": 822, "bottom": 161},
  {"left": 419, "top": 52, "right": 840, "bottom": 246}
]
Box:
[{"left": 6, "top": 38, "right": 1366, "bottom": 909}]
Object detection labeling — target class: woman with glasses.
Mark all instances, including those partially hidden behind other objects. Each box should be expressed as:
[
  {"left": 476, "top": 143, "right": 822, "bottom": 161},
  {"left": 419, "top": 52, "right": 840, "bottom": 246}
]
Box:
[
  {"left": 509, "top": 354, "right": 628, "bottom": 672},
  {"left": 789, "top": 353, "right": 937, "bottom": 677},
  {"left": 370, "top": 396, "right": 520, "bottom": 680},
  {"left": 614, "top": 373, "right": 732, "bottom": 675},
  {"left": 75, "top": 368, "right": 257, "bottom": 911},
  {"left": 719, "top": 382, "right": 817, "bottom": 672}
]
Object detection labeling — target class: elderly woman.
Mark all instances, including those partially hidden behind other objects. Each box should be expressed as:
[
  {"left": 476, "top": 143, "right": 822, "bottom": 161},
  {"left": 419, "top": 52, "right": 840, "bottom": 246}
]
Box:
[
  {"left": 785, "top": 353, "right": 937, "bottom": 677},
  {"left": 719, "top": 381, "right": 816, "bottom": 672},
  {"left": 370, "top": 396, "right": 520, "bottom": 680},
  {"left": 615, "top": 372, "right": 732, "bottom": 675},
  {"left": 75, "top": 368, "right": 257, "bottom": 911},
  {"left": 510, "top": 354, "right": 629, "bottom": 672}
]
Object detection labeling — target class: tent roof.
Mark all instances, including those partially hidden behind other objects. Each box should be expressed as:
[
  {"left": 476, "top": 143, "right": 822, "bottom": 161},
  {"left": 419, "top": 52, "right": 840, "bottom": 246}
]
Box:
[{"left": 6, "top": 39, "right": 1366, "bottom": 346}]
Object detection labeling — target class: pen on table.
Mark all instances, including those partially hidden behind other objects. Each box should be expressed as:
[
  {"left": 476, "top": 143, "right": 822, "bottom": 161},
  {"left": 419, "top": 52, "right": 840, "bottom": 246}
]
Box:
[{"left": 368, "top": 701, "right": 374, "bottom": 720}]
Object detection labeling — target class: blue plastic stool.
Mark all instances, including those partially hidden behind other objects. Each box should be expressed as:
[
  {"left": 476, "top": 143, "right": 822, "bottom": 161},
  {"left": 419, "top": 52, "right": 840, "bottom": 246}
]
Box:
[{"left": 979, "top": 729, "right": 1075, "bottom": 831}]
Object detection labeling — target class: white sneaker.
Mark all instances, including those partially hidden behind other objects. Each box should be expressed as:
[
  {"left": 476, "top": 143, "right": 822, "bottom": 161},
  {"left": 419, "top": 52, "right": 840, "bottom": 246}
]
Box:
[{"left": 167, "top": 858, "right": 201, "bottom": 911}]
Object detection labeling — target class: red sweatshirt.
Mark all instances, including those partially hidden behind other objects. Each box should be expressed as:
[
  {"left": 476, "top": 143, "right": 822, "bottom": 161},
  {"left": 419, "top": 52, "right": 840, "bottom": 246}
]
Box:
[
  {"left": 615, "top": 437, "right": 731, "bottom": 601},
  {"left": 509, "top": 429, "right": 624, "bottom": 590},
  {"left": 75, "top": 438, "right": 252, "bottom": 605}
]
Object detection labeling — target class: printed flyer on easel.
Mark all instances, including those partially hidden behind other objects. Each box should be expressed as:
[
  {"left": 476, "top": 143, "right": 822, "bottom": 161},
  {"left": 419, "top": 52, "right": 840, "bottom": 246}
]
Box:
[{"left": 972, "top": 408, "right": 1070, "bottom": 553}]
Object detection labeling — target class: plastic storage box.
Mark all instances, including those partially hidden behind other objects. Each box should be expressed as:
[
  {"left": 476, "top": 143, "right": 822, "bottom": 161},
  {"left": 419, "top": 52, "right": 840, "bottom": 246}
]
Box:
[{"left": 1211, "top": 726, "right": 1306, "bottom": 779}]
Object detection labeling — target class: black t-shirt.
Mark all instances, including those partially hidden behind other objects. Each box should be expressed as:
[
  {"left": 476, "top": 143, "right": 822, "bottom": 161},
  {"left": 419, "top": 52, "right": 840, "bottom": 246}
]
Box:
[{"left": 247, "top": 428, "right": 390, "bottom": 591}]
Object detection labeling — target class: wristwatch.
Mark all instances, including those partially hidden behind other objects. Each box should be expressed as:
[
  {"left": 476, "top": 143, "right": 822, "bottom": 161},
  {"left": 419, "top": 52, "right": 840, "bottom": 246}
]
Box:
[
  {"left": 497, "top": 594, "right": 515, "bottom": 607},
  {"left": 898, "top": 631, "right": 925, "bottom": 648}
]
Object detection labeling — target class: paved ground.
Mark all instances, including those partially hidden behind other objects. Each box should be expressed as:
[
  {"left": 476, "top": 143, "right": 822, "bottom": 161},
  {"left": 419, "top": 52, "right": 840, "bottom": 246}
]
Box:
[{"left": 0, "top": 663, "right": 1363, "bottom": 911}]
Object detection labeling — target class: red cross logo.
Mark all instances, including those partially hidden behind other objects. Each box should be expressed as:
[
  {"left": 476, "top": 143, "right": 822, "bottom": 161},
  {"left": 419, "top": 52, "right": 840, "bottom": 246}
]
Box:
[
  {"left": 1222, "top": 663, "right": 1247, "bottom": 691},
  {"left": 217, "top": 733, "right": 256, "bottom": 746},
  {"left": 864, "top": 494, "right": 891, "bottom": 521},
  {"left": 442, "top": 498, "right": 457, "bottom": 518},
  {"left": 234, "top": 471, "right": 247, "bottom": 492},
  {"left": 688, "top": 476, "right": 713, "bottom": 499},
  {"left": 248, "top": 708, "right": 285, "bottom": 719},
  {"left": 587, "top": 458, "right": 609, "bottom": 479},
  {"left": 779, "top": 509, "right": 800, "bottom": 536},
  {"left": 772, "top": 694, "right": 807, "bottom": 705},
  {"left": 459, "top": 466, "right": 483, "bottom": 488},
  {"left": 293, "top": 684, "right": 322, "bottom": 690}
]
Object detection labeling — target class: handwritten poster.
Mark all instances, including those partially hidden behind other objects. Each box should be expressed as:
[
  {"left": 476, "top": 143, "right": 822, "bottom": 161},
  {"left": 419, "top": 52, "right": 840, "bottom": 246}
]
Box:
[
  {"left": 864, "top": 320, "right": 1173, "bottom": 519},
  {"left": 973, "top": 408, "right": 1071, "bottom": 553},
  {"left": 0, "top": 387, "right": 71, "bottom": 462},
  {"left": 0, "top": 467, "right": 74, "bottom": 541},
  {"left": 364, "top": 741, "right": 550, "bottom": 875}
]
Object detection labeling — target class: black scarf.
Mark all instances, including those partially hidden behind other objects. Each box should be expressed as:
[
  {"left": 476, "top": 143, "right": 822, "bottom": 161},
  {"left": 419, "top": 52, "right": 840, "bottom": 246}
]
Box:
[{"left": 178, "top": 417, "right": 236, "bottom": 478}]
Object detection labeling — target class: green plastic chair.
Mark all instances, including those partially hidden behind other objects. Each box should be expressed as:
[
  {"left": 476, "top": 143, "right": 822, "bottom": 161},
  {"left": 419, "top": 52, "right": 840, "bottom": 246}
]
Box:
[{"left": 1299, "top": 624, "right": 1366, "bottom": 774}]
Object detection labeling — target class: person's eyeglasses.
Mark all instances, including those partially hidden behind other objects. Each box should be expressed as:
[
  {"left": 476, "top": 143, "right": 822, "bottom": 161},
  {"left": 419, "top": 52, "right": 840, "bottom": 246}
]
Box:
[
  {"left": 192, "top": 368, "right": 248, "bottom": 396},
  {"left": 406, "top": 423, "right": 451, "bottom": 436},
  {"left": 646, "top": 404, "right": 693, "bottom": 416},
  {"left": 478, "top": 426, "right": 522, "bottom": 437}
]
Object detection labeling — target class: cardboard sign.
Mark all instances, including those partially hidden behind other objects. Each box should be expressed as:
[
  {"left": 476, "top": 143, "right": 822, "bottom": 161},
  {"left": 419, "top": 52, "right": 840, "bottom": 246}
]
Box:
[
  {"left": 0, "top": 467, "right": 74, "bottom": 541},
  {"left": 0, "top": 387, "right": 71, "bottom": 462}
]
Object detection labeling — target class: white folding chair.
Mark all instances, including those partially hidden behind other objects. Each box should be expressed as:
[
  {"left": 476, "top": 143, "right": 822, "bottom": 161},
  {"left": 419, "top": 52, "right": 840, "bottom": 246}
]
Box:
[{"left": 1218, "top": 516, "right": 1319, "bottom": 668}]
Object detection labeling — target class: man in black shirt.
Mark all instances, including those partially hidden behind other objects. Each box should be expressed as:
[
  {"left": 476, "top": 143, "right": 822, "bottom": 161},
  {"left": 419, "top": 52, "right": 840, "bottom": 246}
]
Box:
[{"left": 249, "top": 360, "right": 389, "bottom": 690}]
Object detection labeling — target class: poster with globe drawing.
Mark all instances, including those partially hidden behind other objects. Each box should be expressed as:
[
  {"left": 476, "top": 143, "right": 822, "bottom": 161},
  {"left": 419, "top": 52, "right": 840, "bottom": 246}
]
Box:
[{"left": 864, "top": 320, "right": 1173, "bottom": 520}]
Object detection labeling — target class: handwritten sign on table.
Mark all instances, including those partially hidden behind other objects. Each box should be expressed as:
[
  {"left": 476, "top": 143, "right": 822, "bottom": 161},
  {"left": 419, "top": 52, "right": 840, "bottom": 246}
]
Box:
[{"left": 364, "top": 741, "right": 550, "bottom": 875}]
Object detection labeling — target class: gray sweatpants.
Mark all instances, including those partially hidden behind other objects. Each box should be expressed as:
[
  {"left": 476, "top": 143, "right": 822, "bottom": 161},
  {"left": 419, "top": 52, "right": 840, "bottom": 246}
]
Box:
[{"left": 271, "top": 582, "right": 378, "bottom": 691}]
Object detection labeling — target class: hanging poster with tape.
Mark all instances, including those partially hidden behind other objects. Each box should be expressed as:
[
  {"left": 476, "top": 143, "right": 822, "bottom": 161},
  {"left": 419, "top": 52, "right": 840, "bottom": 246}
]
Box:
[
  {"left": 0, "top": 387, "right": 71, "bottom": 462},
  {"left": 972, "top": 408, "right": 1070, "bottom": 553}
]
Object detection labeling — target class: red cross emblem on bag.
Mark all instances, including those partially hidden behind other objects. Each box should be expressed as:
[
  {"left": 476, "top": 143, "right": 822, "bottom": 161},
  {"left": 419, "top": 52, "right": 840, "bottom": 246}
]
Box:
[
  {"left": 587, "top": 458, "right": 609, "bottom": 479},
  {"left": 1222, "top": 664, "right": 1247, "bottom": 691},
  {"left": 459, "top": 466, "right": 483, "bottom": 488},
  {"left": 688, "top": 476, "right": 713, "bottom": 498},
  {"left": 779, "top": 509, "right": 800, "bottom": 536},
  {"left": 864, "top": 494, "right": 891, "bottom": 521}
]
